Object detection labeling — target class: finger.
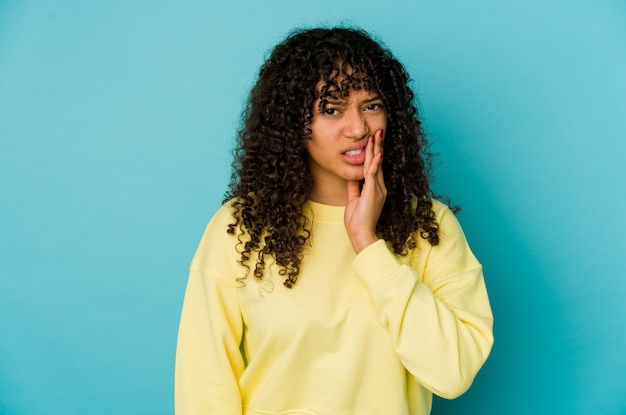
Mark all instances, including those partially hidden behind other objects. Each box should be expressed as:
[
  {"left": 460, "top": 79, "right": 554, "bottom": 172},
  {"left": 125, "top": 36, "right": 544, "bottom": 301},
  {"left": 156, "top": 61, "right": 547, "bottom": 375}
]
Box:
[
  {"left": 366, "top": 150, "right": 383, "bottom": 184},
  {"left": 346, "top": 180, "right": 361, "bottom": 201},
  {"left": 365, "top": 130, "right": 383, "bottom": 178},
  {"left": 362, "top": 153, "right": 383, "bottom": 199},
  {"left": 371, "top": 129, "right": 382, "bottom": 157},
  {"left": 367, "top": 148, "right": 386, "bottom": 194},
  {"left": 363, "top": 133, "right": 374, "bottom": 176},
  {"left": 373, "top": 130, "right": 385, "bottom": 185},
  {"left": 376, "top": 151, "right": 387, "bottom": 195},
  {"left": 366, "top": 131, "right": 384, "bottom": 177}
]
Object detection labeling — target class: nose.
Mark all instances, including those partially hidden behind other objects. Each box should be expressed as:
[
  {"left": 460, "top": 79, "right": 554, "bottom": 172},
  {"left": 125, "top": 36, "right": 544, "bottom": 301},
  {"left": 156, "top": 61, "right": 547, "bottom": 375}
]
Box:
[{"left": 343, "top": 108, "right": 369, "bottom": 140}]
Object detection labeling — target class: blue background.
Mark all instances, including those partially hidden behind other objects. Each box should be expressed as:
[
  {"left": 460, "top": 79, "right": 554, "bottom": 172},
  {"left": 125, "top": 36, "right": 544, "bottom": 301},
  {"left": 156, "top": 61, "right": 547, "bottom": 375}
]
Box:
[{"left": 1, "top": 1, "right": 625, "bottom": 414}]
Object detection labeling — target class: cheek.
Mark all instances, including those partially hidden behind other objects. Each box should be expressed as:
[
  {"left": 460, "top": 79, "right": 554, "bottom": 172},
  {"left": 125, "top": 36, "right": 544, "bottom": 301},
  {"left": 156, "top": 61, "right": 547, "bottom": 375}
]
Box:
[
  {"left": 367, "top": 113, "right": 387, "bottom": 130},
  {"left": 380, "top": 113, "right": 388, "bottom": 128},
  {"left": 306, "top": 141, "right": 326, "bottom": 160},
  {"left": 303, "top": 139, "right": 320, "bottom": 160}
]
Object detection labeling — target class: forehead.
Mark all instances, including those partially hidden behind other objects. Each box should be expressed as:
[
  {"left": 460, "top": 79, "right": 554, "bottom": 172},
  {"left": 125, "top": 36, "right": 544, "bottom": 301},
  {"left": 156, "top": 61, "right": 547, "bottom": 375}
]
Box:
[
  {"left": 313, "top": 90, "right": 378, "bottom": 113},
  {"left": 316, "top": 73, "right": 374, "bottom": 99},
  {"left": 318, "top": 88, "right": 378, "bottom": 103}
]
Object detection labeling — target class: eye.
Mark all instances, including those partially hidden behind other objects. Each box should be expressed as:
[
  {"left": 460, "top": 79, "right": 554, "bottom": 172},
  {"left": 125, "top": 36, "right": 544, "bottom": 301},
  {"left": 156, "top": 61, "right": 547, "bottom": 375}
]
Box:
[
  {"left": 323, "top": 108, "right": 339, "bottom": 116},
  {"left": 365, "top": 103, "right": 383, "bottom": 111}
]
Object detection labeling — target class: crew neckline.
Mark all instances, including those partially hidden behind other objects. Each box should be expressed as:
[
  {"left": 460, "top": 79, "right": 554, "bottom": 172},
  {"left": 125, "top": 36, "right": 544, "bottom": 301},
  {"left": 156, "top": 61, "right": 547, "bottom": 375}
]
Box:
[{"left": 305, "top": 200, "right": 345, "bottom": 224}]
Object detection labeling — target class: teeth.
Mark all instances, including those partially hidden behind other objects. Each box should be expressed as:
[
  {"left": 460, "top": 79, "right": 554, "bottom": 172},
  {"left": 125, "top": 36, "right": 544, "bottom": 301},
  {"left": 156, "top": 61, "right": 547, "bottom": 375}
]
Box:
[{"left": 345, "top": 149, "right": 363, "bottom": 156}]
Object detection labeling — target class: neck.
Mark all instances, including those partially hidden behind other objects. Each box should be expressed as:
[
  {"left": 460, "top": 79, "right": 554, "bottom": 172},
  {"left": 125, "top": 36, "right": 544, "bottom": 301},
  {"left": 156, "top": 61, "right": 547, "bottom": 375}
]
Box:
[{"left": 308, "top": 184, "right": 348, "bottom": 206}]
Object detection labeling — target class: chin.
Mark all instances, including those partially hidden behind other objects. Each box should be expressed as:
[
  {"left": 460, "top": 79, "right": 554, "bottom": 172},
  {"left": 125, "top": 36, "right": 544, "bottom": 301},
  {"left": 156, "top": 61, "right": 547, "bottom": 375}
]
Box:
[{"left": 344, "top": 174, "right": 365, "bottom": 182}]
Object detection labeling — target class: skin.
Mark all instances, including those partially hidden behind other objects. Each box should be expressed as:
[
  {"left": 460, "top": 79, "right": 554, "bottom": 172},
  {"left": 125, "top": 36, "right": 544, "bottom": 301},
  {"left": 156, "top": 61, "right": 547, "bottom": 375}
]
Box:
[{"left": 305, "top": 88, "right": 387, "bottom": 254}]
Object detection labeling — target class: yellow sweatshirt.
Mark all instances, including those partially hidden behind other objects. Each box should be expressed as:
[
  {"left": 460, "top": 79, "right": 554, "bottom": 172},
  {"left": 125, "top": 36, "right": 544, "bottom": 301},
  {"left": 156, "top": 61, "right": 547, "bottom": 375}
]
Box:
[{"left": 175, "top": 199, "right": 493, "bottom": 415}]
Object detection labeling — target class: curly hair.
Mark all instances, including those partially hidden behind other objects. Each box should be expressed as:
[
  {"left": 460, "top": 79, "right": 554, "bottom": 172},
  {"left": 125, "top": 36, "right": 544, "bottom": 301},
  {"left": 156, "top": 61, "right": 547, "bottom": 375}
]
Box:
[{"left": 225, "top": 27, "right": 442, "bottom": 288}]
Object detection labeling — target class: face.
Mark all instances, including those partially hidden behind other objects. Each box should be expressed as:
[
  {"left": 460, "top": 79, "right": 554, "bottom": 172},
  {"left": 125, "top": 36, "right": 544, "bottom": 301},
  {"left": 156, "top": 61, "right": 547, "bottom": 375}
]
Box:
[{"left": 305, "top": 87, "right": 387, "bottom": 202}]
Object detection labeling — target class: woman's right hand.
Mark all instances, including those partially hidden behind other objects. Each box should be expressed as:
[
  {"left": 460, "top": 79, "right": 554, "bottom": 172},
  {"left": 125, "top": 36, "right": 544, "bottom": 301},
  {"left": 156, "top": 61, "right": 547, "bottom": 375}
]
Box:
[{"left": 344, "top": 129, "right": 387, "bottom": 254}]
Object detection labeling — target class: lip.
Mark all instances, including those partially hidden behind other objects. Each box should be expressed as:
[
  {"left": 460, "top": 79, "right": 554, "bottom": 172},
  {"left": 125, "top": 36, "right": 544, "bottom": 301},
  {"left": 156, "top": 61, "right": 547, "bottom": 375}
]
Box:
[
  {"left": 341, "top": 141, "right": 368, "bottom": 165},
  {"left": 341, "top": 141, "right": 368, "bottom": 154}
]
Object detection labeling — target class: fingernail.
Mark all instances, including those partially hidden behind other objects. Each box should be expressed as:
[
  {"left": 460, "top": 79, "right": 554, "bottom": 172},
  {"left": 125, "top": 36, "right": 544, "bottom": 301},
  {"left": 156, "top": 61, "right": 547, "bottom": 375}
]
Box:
[{"left": 380, "top": 129, "right": 384, "bottom": 138}]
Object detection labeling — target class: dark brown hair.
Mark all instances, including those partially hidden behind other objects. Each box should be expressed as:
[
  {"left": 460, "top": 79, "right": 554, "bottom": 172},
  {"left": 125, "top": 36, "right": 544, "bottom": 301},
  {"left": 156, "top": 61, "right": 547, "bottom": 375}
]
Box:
[{"left": 225, "top": 27, "right": 441, "bottom": 288}]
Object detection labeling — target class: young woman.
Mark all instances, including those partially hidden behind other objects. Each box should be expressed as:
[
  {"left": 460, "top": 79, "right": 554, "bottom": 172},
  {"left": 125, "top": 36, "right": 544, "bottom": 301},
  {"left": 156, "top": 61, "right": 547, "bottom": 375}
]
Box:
[{"left": 175, "top": 27, "right": 493, "bottom": 415}]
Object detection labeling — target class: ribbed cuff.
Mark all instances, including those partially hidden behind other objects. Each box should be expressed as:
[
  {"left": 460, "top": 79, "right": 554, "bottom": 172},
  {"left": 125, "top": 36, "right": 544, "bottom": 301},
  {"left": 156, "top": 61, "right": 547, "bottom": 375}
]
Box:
[{"left": 352, "top": 239, "right": 403, "bottom": 289}]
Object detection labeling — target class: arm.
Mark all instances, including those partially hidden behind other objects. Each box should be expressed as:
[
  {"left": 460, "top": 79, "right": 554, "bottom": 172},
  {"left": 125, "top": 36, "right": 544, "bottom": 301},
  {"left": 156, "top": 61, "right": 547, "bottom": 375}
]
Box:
[
  {"left": 352, "top": 206, "right": 494, "bottom": 399},
  {"left": 175, "top": 208, "right": 245, "bottom": 414}
]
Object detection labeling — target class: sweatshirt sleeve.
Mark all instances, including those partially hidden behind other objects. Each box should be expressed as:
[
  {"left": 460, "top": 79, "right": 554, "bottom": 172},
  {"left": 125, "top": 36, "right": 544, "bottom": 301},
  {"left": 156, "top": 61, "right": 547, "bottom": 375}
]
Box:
[
  {"left": 175, "top": 206, "right": 245, "bottom": 414},
  {"left": 352, "top": 204, "right": 494, "bottom": 399}
]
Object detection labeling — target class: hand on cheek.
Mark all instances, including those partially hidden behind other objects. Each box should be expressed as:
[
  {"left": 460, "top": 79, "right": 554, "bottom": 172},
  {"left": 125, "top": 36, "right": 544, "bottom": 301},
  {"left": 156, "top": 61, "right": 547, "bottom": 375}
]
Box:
[{"left": 344, "top": 129, "right": 387, "bottom": 254}]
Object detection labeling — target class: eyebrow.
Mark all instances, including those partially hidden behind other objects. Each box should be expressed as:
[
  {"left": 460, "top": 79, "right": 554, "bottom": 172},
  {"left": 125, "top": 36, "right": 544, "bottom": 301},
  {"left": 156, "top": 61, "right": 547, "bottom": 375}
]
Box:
[
  {"left": 362, "top": 95, "right": 382, "bottom": 104},
  {"left": 324, "top": 95, "right": 382, "bottom": 106}
]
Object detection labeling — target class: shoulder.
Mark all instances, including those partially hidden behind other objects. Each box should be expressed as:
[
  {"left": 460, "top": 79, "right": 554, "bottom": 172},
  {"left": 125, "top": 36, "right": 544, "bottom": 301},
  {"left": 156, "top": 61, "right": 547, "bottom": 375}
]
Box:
[
  {"left": 189, "top": 199, "right": 241, "bottom": 274},
  {"left": 209, "top": 198, "right": 239, "bottom": 227},
  {"left": 403, "top": 198, "right": 476, "bottom": 268},
  {"left": 430, "top": 198, "right": 452, "bottom": 222},
  {"left": 193, "top": 199, "right": 240, "bottom": 243},
  {"left": 427, "top": 198, "right": 479, "bottom": 268},
  {"left": 429, "top": 199, "right": 466, "bottom": 242},
  {"left": 411, "top": 197, "right": 457, "bottom": 233}
]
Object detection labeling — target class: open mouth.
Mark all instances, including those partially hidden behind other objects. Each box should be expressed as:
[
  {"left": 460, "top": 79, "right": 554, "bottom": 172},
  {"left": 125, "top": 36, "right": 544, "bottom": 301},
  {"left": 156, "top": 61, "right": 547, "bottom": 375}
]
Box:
[
  {"left": 343, "top": 148, "right": 364, "bottom": 156},
  {"left": 341, "top": 145, "right": 367, "bottom": 165}
]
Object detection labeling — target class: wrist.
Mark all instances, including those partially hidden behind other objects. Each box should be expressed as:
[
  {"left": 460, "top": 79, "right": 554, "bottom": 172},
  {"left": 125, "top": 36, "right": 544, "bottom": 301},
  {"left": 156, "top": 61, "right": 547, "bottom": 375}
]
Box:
[{"left": 351, "top": 234, "right": 379, "bottom": 254}]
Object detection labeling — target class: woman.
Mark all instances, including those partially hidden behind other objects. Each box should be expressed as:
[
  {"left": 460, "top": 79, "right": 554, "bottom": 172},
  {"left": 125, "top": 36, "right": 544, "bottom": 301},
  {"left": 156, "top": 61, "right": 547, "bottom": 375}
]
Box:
[{"left": 175, "top": 27, "right": 493, "bottom": 415}]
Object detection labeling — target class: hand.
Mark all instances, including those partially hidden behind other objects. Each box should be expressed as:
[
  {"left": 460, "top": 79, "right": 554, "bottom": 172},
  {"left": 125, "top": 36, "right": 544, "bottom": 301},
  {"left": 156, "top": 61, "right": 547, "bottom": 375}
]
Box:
[{"left": 344, "top": 129, "right": 387, "bottom": 254}]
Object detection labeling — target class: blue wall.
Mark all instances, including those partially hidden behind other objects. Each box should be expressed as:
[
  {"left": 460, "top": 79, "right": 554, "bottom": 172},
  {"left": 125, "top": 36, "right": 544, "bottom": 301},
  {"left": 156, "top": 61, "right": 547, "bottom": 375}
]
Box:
[{"left": 1, "top": 1, "right": 625, "bottom": 414}]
